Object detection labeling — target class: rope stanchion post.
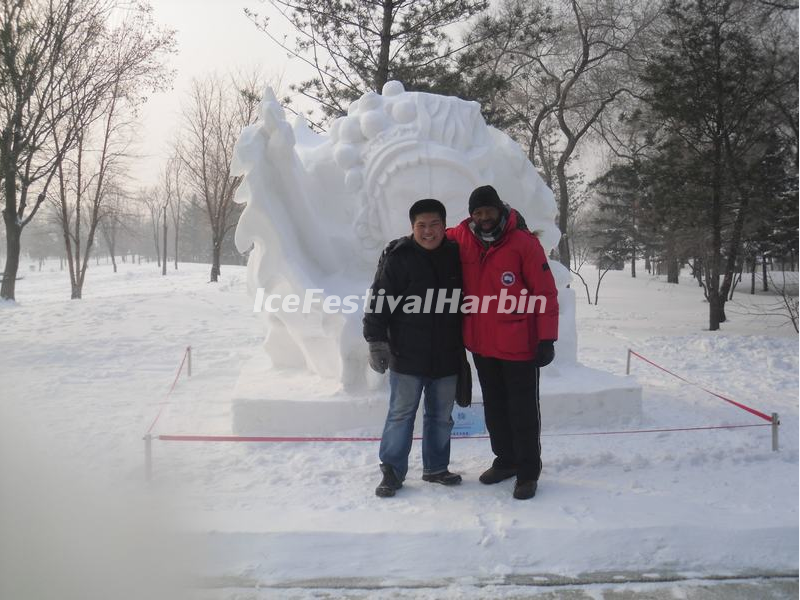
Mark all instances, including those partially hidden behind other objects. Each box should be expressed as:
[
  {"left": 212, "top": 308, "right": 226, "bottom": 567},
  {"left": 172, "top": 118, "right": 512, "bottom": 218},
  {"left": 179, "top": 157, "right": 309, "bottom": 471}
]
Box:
[
  {"left": 144, "top": 434, "right": 153, "bottom": 482},
  {"left": 627, "top": 348, "right": 777, "bottom": 451},
  {"left": 142, "top": 347, "right": 193, "bottom": 482},
  {"left": 772, "top": 413, "right": 780, "bottom": 452},
  {"left": 626, "top": 348, "right": 632, "bottom": 375}
]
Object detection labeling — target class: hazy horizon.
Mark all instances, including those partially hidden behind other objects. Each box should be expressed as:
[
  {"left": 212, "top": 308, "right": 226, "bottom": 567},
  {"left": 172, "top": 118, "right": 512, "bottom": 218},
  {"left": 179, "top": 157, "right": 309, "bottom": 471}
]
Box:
[{"left": 135, "top": 0, "right": 298, "bottom": 189}]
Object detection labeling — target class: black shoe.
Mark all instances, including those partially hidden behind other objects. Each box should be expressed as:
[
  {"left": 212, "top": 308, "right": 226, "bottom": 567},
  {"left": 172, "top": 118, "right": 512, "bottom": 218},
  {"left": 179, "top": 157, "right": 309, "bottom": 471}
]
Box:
[
  {"left": 479, "top": 465, "right": 517, "bottom": 485},
  {"left": 513, "top": 479, "right": 537, "bottom": 500},
  {"left": 422, "top": 470, "right": 462, "bottom": 486},
  {"left": 375, "top": 464, "right": 403, "bottom": 498}
]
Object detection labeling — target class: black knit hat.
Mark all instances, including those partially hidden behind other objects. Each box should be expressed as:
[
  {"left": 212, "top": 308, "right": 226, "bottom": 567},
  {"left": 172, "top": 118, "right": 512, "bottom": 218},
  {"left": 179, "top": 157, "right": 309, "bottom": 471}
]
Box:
[
  {"left": 409, "top": 198, "right": 446, "bottom": 223},
  {"left": 468, "top": 185, "right": 503, "bottom": 214}
]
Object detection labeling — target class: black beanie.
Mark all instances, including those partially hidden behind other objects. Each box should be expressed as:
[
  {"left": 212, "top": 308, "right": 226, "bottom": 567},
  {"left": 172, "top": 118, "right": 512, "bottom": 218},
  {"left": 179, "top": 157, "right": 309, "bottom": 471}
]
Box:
[
  {"left": 409, "top": 198, "right": 446, "bottom": 223},
  {"left": 469, "top": 185, "right": 503, "bottom": 214}
]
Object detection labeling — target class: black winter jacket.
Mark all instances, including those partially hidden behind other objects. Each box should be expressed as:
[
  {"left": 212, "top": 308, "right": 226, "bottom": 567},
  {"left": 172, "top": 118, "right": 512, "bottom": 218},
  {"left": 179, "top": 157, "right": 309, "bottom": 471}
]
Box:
[{"left": 363, "top": 236, "right": 463, "bottom": 378}]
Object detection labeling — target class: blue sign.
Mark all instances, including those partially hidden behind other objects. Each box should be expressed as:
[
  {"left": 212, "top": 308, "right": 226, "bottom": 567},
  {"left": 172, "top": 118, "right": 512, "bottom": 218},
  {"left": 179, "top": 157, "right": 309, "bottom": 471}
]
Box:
[{"left": 452, "top": 404, "right": 486, "bottom": 437}]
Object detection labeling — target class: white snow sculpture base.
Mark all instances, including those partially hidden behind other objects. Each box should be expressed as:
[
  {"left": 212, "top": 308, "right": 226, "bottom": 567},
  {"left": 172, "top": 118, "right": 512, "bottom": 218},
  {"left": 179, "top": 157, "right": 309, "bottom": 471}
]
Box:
[{"left": 231, "top": 358, "right": 642, "bottom": 436}]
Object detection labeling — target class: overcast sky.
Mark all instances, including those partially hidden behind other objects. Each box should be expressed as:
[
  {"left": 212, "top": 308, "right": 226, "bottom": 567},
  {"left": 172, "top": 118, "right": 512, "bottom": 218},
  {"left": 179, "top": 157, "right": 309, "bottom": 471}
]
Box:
[
  {"left": 135, "top": 1, "right": 603, "bottom": 190},
  {"left": 136, "top": 0, "right": 298, "bottom": 187}
]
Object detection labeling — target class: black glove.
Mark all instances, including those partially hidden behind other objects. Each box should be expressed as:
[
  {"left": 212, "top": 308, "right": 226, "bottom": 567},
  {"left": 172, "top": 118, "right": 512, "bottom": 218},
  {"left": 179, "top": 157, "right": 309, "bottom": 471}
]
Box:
[
  {"left": 532, "top": 340, "right": 555, "bottom": 368},
  {"left": 368, "top": 341, "right": 390, "bottom": 374}
]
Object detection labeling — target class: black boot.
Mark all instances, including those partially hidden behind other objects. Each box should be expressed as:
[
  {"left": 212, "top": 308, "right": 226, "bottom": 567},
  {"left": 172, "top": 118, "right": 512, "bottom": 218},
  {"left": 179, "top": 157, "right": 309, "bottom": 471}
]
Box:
[
  {"left": 479, "top": 465, "right": 517, "bottom": 485},
  {"left": 375, "top": 464, "right": 403, "bottom": 498},
  {"left": 422, "top": 470, "right": 462, "bottom": 486},
  {"left": 513, "top": 479, "right": 537, "bottom": 500}
]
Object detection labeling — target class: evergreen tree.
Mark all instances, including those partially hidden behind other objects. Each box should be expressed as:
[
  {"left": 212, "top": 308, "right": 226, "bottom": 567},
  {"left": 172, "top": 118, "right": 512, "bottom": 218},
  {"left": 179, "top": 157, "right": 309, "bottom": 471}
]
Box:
[
  {"left": 590, "top": 164, "right": 640, "bottom": 277},
  {"left": 642, "top": 0, "right": 797, "bottom": 330},
  {"left": 247, "top": 0, "right": 488, "bottom": 123}
]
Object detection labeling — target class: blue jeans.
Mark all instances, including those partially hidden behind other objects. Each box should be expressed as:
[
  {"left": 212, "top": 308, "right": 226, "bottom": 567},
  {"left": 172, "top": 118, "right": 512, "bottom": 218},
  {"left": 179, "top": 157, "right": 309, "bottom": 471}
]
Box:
[{"left": 379, "top": 371, "right": 457, "bottom": 481}]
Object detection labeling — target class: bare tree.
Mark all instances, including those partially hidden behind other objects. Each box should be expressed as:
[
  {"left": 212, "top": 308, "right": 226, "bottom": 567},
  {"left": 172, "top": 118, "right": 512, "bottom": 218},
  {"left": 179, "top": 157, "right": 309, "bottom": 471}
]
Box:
[
  {"left": 137, "top": 186, "right": 162, "bottom": 266},
  {"left": 1, "top": 0, "right": 101, "bottom": 299},
  {"left": 53, "top": 87, "right": 129, "bottom": 298},
  {"left": 98, "top": 184, "right": 132, "bottom": 273},
  {"left": 164, "top": 154, "right": 183, "bottom": 270},
  {"left": 0, "top": 0, "right": 174, "bottom": 300},
  {"left": 768, "top": 271, "right": 799, "bottom": 333},
  {"left": 729, "top": 270, "right": 799, "bottom": 332},
  {"left": 567, "top": 200, "right": 595, "bottom": 304},
  {"left": 48, "top": 3, "right": 174, "bottom": 298},
  {"left": 161, "top": 199, "right": 167, "bottom": 275},
  {"left": 176, "top": 72, "right": 261, "bottom": 282},
  {"left": 464, "top": 0, "right": 660, "bottom": 268}
]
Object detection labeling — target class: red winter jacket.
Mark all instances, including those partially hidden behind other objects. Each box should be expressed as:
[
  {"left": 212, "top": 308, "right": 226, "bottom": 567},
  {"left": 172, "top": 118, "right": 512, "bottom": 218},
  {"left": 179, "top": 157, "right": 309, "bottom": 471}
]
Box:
[{"left": 447, "top": 210, "right": 559, "bottom": 361}]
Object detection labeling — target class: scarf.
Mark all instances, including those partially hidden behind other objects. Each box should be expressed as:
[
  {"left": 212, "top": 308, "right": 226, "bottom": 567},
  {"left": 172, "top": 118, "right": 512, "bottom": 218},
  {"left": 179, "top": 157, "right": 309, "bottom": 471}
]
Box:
[{"left": 469, "top": 206, "right": 509, "bottom": 246}]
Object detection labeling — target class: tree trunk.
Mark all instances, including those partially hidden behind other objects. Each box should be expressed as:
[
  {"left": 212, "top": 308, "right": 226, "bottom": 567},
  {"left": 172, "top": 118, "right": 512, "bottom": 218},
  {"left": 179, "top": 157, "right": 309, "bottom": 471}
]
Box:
[
  {"left": 667, "top": 258, "right": 679, "bottom": 284},
  {"left": 595, "top": 263, "right": 601, "bottom": 305},
  {"left": 692, "top": 258, "right": 703, "bottom": 287},
  {"left": 631, "top": 200, "right": 637, "bottom": 278},
  {"left": 162, "top": 205, "right": 167, "bottom": 276},
  {"left": 645, "top": 251, "right": 651, "bottom": 274},
  {"left": 707, "top": 132, "right": 724, "bottom": 330},
  {"left": 1, "top": 212, "right": 21, "bottom": 300},
  {"left": 594, "top": 265, "right": 610, "bottom": 305},
  {"left": 555, "top": 157, "right": 571, "bottom": 268},
  {"left": 762, "top": 254, "right": 768, "bottom": 292},
  {"left": 108, "top": 235, "right": 118, "bottom": 274},
  {"left": 719, "top": 196, "right": 749, "bottom": 305},
  {"left": 665, "top": 237, "right": 679, "bottom": 284},
  {"left": 376, "top": 0, "right": 393, "bottom": 92},
  {"left": 154, "top": 214, "right": 161, "bottom": 268},
  {"left": 708, "top": 286, "right": 722, "bottom": 330},
  {"left": 210, "top": 239, "right": 221, "bottom": 282},
  {"left": 750, "top": 256, "right": 756, "bottom": 294},
  {"left": 729, "top": 259, "right": 743, "bottom": 300},
  {"left": 174, "top": 218, "right": 179, "bottom": 270}
]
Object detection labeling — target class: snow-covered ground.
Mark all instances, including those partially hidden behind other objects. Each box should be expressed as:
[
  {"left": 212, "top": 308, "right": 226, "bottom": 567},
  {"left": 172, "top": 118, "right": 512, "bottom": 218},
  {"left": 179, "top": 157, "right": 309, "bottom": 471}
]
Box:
[{"left": 1, "top": 259, "right": 797, "bottom": 599}]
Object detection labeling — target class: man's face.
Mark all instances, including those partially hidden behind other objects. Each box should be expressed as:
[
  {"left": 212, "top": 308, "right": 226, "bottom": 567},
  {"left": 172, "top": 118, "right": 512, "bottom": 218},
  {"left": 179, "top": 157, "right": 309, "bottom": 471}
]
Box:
[
  {"left": 412, "top": 212, "right": 445, "bottom": 250},
  {"left": 471, "top": 206, "right": 501, "bottom": 232}
]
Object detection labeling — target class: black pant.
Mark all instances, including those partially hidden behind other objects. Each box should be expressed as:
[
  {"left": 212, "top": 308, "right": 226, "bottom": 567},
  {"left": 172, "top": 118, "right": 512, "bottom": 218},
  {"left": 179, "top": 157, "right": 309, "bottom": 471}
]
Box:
[{"left": 472, "top": 354, "right": 542, "bottom": 481}]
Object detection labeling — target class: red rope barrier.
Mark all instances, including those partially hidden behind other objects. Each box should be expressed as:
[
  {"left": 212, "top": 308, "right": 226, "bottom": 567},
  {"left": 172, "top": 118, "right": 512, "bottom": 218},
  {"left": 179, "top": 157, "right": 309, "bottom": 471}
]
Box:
[
  {"left": 145, "top": 348, "right": 774, "bottom": 444},
  {"left": 145, "top": 347, "right": 190, "bottom": 435},
  {"left": 157, "top": 423, "right": 770, "bottom": 444},
  {"left": 629, "top": 350, "right": 773, "bottom": 423},
  {"left": 159, "top": 434, "right": 386, "bottom": 442},
  {"left": 542, "top": 423, "right": 771, "bottom": 437}
]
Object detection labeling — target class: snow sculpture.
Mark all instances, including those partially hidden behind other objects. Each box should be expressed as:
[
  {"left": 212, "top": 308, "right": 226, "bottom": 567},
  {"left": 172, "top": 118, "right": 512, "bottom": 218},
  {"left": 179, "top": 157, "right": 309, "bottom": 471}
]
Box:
[{"left": 232, "top": 81, "right": 578, "bottom": 393}]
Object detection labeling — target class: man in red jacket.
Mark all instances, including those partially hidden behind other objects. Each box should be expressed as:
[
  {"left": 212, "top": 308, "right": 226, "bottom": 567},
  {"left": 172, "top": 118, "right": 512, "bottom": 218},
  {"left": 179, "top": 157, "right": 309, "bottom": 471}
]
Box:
[{"left": 447, "top": 185, "right": 559, "bottom": 499}]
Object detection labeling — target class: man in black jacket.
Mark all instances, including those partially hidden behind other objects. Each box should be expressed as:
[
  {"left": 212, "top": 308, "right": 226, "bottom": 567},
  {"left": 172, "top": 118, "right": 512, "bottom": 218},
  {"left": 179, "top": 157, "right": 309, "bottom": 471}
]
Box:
[{"left": 364, "top": 199, "right": 464, "bottom": 498}]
